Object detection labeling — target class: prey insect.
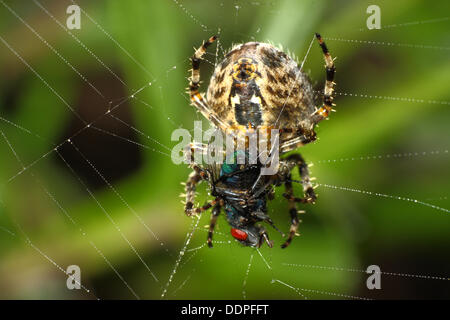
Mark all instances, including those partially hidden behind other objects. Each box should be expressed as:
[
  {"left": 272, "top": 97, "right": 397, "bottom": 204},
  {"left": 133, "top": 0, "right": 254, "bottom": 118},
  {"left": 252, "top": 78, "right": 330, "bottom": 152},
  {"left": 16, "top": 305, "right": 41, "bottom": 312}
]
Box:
[{"left": 183, "top": 34, "right": 335, "bottom": 248}]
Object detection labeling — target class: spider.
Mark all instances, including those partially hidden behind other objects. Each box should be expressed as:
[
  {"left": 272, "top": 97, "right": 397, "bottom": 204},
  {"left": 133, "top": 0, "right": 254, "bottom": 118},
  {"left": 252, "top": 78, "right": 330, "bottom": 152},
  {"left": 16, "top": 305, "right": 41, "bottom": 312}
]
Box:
[{"left": 183, "top": 34, "right": 335, "bottom": 248}]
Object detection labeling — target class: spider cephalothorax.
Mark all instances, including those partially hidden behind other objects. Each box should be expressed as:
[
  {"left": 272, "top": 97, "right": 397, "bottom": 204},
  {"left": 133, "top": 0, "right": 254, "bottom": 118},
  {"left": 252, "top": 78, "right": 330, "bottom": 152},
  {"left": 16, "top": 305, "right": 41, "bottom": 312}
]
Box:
[{"left": 184, "top": 34, "right": 335, "bottom": 248}]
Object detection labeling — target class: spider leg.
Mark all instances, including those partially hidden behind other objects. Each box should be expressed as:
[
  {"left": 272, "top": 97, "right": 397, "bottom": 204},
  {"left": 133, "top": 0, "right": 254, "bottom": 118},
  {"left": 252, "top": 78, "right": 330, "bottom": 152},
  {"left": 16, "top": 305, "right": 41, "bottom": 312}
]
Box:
[
  {"left": 279, "top": 35, "right": 334, "bottom": 153},
  {"left": 278, "top": 153, "right": 316, "bottom": 248},
  {"left": 188, "top": 142, "right": 226, "bottom": 162},
  {"left": 279, "top": 129, "right": 317, "bottom": 154},
  {"left": 281, "top": 153, "right": 316, "bottom": 203},
  {"left": 207, "top": 202, "right": 222, "bottom": 248},
  {"left": 312, "top": 33, "right": 336, "bottom": 124},
  {"left": 189, "top": 36, "right": 230, "bottom": 132},
  {"left": 185, "top": 195, "right": 218, "bottom": 217},
  {"left": 281, "top": 176, "right": 300, "bottom": 249},
  {"left": 184, "top": 170, "right": 202, "bottom": 216},
  {"left": 184, "top": 143, "right": 221, "bottom": 216},
  {"left": 184, "top": 165, "right": 212, "bottom": 217},
  {"left": 267, "top": 187, "right": 275, "bottom": 201},
  {"left": 190, "top": 35, "right": 216, "bottom": 93}
]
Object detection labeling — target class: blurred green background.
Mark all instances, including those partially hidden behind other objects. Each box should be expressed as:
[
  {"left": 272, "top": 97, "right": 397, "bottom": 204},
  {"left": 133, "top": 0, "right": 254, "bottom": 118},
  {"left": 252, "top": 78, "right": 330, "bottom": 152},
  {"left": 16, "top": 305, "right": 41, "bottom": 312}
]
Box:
[{"left": 0, "top": 0, "right": 449, "bottom": 299}]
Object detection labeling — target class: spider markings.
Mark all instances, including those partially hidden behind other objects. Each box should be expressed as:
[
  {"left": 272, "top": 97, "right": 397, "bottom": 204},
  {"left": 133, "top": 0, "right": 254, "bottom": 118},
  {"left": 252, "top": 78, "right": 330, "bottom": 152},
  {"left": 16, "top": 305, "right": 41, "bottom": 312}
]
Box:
[
  {"left": 230, "top": 57, "right": 265, "bottom": 127},
  {"left": 184, "top": 34, "right": 336, "bottom": 248}
]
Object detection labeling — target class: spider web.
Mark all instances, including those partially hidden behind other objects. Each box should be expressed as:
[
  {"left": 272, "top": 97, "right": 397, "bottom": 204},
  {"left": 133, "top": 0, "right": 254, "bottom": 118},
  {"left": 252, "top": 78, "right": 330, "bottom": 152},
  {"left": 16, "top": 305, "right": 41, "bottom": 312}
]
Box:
[{"left": 0, "top": 0, "right": 449, "bottom": 300}]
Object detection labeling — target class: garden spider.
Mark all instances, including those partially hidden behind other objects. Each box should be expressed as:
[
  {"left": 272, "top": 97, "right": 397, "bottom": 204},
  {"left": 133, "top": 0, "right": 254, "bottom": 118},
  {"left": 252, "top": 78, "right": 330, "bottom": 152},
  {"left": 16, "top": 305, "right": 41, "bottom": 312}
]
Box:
[{"left": 183, "top": 34, "right": 335, "bottom": 248}]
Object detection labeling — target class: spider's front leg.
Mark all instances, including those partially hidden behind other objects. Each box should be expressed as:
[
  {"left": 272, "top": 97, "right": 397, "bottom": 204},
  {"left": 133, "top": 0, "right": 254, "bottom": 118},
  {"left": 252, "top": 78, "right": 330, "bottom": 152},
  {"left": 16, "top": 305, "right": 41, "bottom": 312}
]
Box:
[
  {"left": 189, "top": 36, "right": 229, "bottom": 132},
  {"left": 312, "top": 33, "right": 336, "bottom": 123},
  {"left": 189, "top": 35, "right": 216, "bottom": 95},
  {"left": 278, "top": 153, "right": 316, "bottom": 248}
]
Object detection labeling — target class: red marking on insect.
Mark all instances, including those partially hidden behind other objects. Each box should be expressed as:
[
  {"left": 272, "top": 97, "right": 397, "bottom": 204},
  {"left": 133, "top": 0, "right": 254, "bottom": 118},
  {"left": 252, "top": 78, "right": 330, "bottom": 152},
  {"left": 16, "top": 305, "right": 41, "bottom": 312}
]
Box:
[{"left": 231, "top": 228, "right": 248, "bottom": 241}]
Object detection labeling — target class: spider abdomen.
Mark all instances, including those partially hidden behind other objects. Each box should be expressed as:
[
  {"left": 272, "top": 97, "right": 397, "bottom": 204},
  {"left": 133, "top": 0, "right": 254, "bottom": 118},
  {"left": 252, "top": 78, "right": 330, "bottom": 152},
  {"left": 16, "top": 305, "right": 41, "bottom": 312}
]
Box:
[{"left": 206, "top": 42, "right": 316, "bottom": 136}]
